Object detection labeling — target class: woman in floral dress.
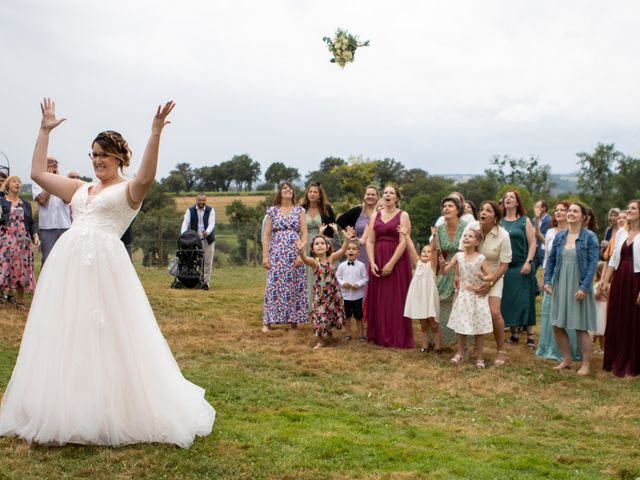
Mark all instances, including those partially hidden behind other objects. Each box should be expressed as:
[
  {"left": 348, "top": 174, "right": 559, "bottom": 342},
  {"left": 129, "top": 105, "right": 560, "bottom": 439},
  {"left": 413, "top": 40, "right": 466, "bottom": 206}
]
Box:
[
  {"left": 432, "top": 195, "right": 467, "bottom": 346},
  {"left": 262, "top": 181, "right": 308, "bottom": 332},
  {"left": 0, "top": 176, "right": 39, "bottom": 309}
]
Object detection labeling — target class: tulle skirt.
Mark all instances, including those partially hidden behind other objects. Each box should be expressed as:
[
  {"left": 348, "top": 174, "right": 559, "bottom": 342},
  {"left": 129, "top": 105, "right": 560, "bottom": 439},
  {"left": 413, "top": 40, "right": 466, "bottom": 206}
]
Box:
[{"left": 0, "top": 227, "right": 215, "bottom": 447}]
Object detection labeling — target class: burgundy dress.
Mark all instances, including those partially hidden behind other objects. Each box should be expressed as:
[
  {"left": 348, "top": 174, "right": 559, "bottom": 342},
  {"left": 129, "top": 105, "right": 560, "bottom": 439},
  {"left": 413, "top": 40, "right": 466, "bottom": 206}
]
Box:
[
  {"left": 603, "top": 242, "right": 640, "bottom": 377},
  {"left": 365, "top": 211, "right": 414, "bottom": 348}
]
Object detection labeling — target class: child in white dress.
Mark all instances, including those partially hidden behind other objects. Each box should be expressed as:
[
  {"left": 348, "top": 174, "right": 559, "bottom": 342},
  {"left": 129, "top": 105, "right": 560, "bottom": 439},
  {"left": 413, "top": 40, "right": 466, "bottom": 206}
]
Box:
[
  {"left": 591, "top": 261, "right": 606, "bottom": 354},
  {"left": 440, "top": 228, "right": 493, "bottom": 368},
  {"left": 399, "top": 225, "right": 441, "bottom": 353}
]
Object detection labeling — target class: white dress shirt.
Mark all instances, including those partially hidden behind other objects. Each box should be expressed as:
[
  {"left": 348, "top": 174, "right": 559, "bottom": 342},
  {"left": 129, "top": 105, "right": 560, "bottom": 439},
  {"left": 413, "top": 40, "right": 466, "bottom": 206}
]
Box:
[
  {"left": 31, "top": 182, "right": 72, "bottom": 229},
  {"left": 181, "top": 206, "right": 215, "bottom": 236},
  {"left": 336, "top": 259, "right": 369, "bottom": 301}
]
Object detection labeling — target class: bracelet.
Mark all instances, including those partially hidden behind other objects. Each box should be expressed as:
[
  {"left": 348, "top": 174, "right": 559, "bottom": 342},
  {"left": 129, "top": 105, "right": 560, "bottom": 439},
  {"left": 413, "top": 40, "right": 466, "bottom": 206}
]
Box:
[{"left": 488, "top": 280, "right": 494, "bottom": 287}]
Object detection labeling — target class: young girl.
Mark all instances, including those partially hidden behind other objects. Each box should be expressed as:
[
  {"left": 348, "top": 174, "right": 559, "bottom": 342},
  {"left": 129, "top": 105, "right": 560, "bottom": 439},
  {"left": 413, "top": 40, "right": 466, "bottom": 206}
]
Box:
[
  {"left": 591, "top": 261, "right": 607, "bottom": 354},
  {"left": 398, "top": 224, "right": 441, "bottom": 353},
  {"left": 440, "top": 228, "right": 493, "bottom": 368},
  {"left": 297, "top": 225, "right": 355, "bottom": 348}
]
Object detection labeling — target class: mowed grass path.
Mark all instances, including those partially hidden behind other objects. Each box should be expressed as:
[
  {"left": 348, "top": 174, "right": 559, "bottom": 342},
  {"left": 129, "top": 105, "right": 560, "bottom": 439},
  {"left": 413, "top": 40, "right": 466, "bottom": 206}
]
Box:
[{"left": 1, "top": 266, "right": 639, "bottom": 479}]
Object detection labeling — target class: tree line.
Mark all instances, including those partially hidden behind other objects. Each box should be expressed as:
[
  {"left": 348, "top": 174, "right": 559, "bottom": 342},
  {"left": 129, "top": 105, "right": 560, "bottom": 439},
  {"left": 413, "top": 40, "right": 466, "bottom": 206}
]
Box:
[{"left": 135, "top": 143, "right": 638, "bottom": 266}]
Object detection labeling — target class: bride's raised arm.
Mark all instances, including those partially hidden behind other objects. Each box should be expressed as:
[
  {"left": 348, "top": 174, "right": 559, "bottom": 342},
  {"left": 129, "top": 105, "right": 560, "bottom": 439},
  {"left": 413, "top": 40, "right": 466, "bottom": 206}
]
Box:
[
  {"left": 31, "top": 98, "right": 84, "bottom": 203},
  {"left": 127, "top": 101, "right": 175, "bottom": 209}
]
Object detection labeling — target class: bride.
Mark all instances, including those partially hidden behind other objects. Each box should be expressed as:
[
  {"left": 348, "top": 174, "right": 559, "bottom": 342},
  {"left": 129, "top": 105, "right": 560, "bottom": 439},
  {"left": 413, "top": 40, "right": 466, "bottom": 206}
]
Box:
[{"left": 0, "top": 98, "right": 215, "bottom": 448}]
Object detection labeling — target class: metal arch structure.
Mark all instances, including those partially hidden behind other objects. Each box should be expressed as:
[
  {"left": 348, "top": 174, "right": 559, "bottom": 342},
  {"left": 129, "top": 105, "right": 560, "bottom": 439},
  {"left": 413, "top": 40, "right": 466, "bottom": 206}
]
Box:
[{"left": 0, "top": 150, "right": 9, "bottom": 176}]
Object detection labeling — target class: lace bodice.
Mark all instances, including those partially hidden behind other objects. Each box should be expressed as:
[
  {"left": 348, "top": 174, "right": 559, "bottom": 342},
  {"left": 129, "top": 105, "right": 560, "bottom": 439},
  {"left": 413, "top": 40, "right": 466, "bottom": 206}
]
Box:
[{"left": 70, "top": 182, "right": 139, "bottom": 238}]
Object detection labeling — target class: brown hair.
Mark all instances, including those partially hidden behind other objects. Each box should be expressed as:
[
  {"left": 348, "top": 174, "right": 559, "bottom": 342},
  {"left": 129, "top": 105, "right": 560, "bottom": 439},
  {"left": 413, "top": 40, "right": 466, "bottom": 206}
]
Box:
[
  {"left": 273, "top": 180, "right": 297, "bottom": 206},
  {"left": 301, "top": 182, "right": 330, "bottom": 216},
  {"left": 92, "top": 131, "right": 132, "bottom": 170},
  {"left": 384, "top": 184, "right": 402, "bottom": 204},
  {"left": 502, "top": 189, "right": 527, "bottom": 217},
  {"left": 441, "top": 196, "right": 464, "bottom": 217},
  {"left": 550, "top": 200, "right": 571, "bottom": 228},
  {"left": 310, "top": 234, "right": 332, "bottom": 256},
  {"left": 480, "top": 200, "right": 502, "bottom": 223}
]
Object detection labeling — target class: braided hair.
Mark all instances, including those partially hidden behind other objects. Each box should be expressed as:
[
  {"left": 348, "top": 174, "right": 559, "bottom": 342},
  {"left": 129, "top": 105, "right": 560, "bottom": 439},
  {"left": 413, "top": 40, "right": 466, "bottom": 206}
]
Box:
[{"left": 92, "top": 131, "right": 132, "bottom": 170}]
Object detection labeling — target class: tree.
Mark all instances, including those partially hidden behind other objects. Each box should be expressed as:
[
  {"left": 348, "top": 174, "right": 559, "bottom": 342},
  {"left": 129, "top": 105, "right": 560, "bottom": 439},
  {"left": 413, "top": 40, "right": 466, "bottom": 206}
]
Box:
[
  {"left": 305, "top": 156, "right": 347, "bottom": 200},
  {"left": 226, "top": 200, "right": 264, "bottom": 264},
  {"left": 133, "top": 182, "right": 183, "bottom": 266},
  {"left": 330, "top": 157, "right": 379, "bottom": 208},
  {"left": 161, "top": 173, "right": 186, "bottom": 195},
  {"left": 374, "top": 157, "right": 405, "bottom": 187},
  {"left": 264, "top": 162, "right": 301, "bottom": 188},
  {"left": 456, "top": 175, "right": 500, "bottom": 208},
  {"left": 486, "top": 155, "right": 555, "bottom": 198},
  {"left": 169, "top": 162, "right": 196, "bottom": 191},
  {"left": 576, "top": 143, "right": 624, "bottom": 232},
  {"left": 611, "top": 154, "right": 640, "bottom": 207},
  {"left": 229, "top": 154, "right": 261, "bottom": 191}
]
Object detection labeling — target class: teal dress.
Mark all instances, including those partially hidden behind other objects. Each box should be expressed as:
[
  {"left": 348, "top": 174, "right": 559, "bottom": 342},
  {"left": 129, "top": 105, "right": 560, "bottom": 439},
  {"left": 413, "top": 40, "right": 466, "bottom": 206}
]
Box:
[
  {"left": 536, "top": 292, "right": 582, "bottom": 361},
  {"left": 551, "top": 248, "right": 596, "bottom": 331},
  {"left": 435, "top": 220, "right": 467, "bottom": 345},
  {"left": 500, "top": 216, "right": 536, "bottom": 327}
]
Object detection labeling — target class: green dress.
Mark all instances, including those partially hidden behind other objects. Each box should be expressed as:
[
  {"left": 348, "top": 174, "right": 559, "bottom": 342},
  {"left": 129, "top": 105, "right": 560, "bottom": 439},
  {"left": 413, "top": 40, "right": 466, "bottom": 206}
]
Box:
[
  {"left": 306, "top": 212, "right": 322, "bottom": 311},
  {"left": 435, "top": 220, "right": 467, "bottom": 345},
  {"left": 500, "top": 216, "right": 536, "bottom": 327}
]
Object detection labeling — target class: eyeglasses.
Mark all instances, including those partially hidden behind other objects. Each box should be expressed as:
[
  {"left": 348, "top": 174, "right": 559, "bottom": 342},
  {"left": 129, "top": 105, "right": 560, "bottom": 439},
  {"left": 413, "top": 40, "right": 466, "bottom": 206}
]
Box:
[{"left": 88, "top": 152, "right": 114, "bottom": 160}]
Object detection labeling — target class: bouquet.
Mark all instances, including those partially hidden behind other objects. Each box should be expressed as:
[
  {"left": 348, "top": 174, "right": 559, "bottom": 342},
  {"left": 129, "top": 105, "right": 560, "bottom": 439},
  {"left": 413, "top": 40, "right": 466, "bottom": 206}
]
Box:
[{"left": 323, "top": 29, "right": 370, "bottom": 68}]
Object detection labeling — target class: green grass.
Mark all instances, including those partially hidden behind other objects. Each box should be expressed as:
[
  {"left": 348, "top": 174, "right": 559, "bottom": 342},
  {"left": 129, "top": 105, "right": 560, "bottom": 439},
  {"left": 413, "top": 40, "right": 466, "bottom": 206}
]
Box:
[{"left": 1, "top": 265, "right": 639, "bottom": 479}]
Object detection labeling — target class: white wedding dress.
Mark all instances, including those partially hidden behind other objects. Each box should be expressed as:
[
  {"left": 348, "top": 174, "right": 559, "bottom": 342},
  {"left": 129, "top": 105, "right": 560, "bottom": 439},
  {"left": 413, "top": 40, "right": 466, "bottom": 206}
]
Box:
[{"left": 0, "top": 182, "right": 215, "bottom": 448}]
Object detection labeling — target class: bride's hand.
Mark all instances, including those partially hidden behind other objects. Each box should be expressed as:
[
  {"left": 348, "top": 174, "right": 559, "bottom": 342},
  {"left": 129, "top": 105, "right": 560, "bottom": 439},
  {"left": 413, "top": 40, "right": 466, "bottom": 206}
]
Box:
[
  {"left": 152, "top": 101, "right": 176, "bottom": 135},
  {"left": 40, "top": 98, "right": 66, "bottom": 132}
]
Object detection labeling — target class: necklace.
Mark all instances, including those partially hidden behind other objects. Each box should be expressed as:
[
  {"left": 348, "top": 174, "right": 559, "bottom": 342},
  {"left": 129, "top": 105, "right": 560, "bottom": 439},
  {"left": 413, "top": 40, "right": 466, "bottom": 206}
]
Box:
[{"left": 502, "top": 216, "right": 520, "bottom": 234}]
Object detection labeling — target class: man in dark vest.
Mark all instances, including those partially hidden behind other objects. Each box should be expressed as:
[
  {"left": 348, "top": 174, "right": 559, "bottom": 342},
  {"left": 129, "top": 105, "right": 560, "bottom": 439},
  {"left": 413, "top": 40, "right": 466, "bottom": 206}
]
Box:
[{"left": 180, "top": 192, "right": 215, "bottom": 290}]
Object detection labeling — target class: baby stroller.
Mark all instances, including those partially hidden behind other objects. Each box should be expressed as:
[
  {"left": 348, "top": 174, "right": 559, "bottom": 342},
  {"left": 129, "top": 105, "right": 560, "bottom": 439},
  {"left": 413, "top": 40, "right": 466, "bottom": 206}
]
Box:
[{"left": 170, "top": 230, "right": 204, "bottom": 289}]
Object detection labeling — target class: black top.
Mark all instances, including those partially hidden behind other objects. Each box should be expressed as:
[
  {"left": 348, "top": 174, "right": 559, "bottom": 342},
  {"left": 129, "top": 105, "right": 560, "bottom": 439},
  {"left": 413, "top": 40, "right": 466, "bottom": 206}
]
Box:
[
  {"left": 1, "top": 197, "right": 36, "bottom": 238},
  {"left": 336, "top": 205, "right": 363, "bottom": 230}
]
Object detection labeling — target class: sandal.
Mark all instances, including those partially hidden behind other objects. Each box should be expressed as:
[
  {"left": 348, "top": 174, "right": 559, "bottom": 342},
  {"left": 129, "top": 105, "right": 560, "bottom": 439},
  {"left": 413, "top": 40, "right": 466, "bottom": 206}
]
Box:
[
  {"left": 420, "top": 347, "right": 429, "bottom": 353},
  {"left": 494, "top": 350, "right": 507, "bottom": 366},
  {"left": 526, "top": 335, "right": 535, "bottom": 349},
  {"left": 433, "top": 348, "right": 443, "bottom": 355},
  {"left": 261, "top": 325, "right": 270, "bottom": 333},
  {"left": 476, "top": 360, "right": 485, "bottom": 369},
  {"left": 450, "top": 353, "right": 464, "bottom": 364},
  {"left": 342, "top": 335, "right": 352, "bottom": 341},
  {"left": 15, "top": 302, "right": 26, "bottom": 311},
  {"left": 508, "top": 334, "right": 519, "bottom": 344},
  {"left": 358, "top": 336, "right": 367, "bottom": 342}
]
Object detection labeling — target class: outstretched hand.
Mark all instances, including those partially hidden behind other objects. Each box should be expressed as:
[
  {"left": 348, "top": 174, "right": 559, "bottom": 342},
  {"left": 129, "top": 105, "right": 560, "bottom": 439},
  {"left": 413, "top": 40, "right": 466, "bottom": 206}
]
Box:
[
  {"left": 152, "top": 101, "right": 176, "bottom": 135},
  {"left": 40, "top": 98, "right": 66, "bottom": 132}
]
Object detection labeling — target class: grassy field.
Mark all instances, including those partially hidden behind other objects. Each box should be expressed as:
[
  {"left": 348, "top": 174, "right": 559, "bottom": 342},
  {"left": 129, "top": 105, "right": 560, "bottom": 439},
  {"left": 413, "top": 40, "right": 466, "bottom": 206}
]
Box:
[
  {"left": 1, "top": 265, "right": 639, "bottom": 479},
  {"left": 174, "top": 194, "right": 268, "bottom": 224}
]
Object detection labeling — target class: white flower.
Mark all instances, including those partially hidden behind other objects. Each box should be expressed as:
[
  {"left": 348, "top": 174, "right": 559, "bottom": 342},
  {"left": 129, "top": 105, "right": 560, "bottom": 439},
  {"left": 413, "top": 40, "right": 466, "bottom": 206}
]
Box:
[{"left": 342, "top": 51, "right": 353, "bottom": 61}]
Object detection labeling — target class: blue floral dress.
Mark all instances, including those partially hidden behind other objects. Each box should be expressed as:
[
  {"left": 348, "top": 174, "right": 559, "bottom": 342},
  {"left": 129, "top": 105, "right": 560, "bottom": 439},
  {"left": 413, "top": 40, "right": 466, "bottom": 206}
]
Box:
[
  {"left": 263, "top": 205, "right": 307, "bottom": 325},
  {"left": 311, "top": 260, "right": 345, "bottom": 337}
]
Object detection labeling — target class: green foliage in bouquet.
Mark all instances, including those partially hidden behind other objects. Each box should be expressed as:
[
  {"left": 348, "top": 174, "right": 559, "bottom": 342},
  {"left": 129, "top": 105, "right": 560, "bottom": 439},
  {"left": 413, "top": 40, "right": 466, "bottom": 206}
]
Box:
[{"left": 323, "top": 29, "right": 370, "bottom": 68}]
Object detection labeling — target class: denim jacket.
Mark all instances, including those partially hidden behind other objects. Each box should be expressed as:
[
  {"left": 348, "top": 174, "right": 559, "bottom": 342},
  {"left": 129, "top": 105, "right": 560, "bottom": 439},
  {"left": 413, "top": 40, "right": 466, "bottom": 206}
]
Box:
[{"left": 543, "top": 227, "right": 599, "bottom": 293}]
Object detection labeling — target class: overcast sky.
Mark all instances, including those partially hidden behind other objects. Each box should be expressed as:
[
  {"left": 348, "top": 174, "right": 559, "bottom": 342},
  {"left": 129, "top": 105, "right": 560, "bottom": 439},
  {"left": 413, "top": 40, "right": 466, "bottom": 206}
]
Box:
[{"left": 2, "top": 0, "right": 639, "bottom": 183}]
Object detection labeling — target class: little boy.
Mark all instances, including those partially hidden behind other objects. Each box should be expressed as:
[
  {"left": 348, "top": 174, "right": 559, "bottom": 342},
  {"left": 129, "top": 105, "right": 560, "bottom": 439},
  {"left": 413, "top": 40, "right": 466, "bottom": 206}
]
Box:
[{"left": 336, "top": 239, "right": 369, "bottom": 341}]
